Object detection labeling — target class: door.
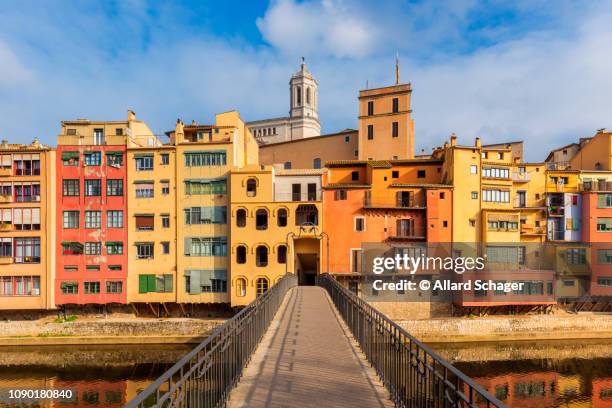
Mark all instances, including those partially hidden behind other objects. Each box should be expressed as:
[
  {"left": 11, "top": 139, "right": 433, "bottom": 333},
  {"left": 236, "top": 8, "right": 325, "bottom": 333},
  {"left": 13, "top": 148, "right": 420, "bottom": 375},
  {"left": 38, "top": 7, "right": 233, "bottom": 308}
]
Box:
[{"left": 517, "top": 191, "right": 526, "bottom": 208}]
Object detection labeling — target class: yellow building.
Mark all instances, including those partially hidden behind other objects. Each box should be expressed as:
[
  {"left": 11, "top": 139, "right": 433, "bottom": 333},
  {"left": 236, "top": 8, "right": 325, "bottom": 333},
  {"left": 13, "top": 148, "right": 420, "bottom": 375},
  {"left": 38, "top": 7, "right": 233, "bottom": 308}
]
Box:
[
  {"left": 0, "top": 139, "right": 55, "bottom": 310},
  {"left": 126, "top": 128, "right": 178, "bottom": 309},
  {"left": 165, "top": 112, "right": 259, "bottom": 307},
  {"left": 229, "top": 166, "right": 324, "bottom": 306}
]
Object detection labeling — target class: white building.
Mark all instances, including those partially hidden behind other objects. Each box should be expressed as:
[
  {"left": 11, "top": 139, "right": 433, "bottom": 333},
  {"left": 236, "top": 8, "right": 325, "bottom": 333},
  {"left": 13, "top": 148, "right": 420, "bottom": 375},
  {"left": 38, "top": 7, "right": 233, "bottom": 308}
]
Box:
[{"left": 247, "top": 59, "right": 321, "bottom": 145}]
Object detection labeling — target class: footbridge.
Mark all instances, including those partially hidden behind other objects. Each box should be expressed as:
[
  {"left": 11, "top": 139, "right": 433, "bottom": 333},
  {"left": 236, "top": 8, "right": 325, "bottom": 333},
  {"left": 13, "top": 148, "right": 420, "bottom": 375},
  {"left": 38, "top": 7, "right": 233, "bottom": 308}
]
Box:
[{"left": 126, "top": 275, "right": 505, "bottom": 408}]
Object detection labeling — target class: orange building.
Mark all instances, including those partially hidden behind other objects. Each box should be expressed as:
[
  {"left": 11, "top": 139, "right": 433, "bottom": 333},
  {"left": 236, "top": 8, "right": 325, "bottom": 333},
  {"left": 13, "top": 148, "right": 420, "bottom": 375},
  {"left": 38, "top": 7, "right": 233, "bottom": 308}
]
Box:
[{"left": 582, "top": 189, "right": 612, "bottom": 297}]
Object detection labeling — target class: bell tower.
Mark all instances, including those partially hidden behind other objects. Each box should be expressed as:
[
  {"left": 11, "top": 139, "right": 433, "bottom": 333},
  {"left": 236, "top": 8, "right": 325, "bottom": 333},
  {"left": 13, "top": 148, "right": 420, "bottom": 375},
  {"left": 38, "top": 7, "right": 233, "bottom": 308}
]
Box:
[{"left": 288, "top": 58, "right": 320, "bottom": 139}]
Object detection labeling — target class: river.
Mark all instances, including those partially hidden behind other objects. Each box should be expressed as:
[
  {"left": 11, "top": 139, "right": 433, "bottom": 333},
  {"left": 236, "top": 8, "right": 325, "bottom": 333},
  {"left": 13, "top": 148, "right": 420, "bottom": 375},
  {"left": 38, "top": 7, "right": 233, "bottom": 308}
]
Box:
[{"left": 0, "top": 340, "right": 610, "bottom": 407}]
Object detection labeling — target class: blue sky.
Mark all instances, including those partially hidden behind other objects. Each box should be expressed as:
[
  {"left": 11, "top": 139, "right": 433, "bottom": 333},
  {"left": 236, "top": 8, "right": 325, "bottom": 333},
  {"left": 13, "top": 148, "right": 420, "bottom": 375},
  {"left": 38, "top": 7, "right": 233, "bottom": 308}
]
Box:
[{"left": 1, "top": 0, "right": 611, "bottom": 161}]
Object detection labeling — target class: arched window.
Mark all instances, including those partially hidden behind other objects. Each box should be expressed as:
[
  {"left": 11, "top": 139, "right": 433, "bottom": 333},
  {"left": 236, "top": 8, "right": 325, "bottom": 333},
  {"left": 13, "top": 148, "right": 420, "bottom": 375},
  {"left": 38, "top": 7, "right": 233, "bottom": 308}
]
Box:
[
  {"left": 246, "top": 178, "right": 257, "bottom": 197},
  {"left": 236, "top": 245, "right": 247, "bottom": 264},
  {"left": 296, "top": 204, "right": 318, "bottom": 225},
  {"left": 236, "top": 277, "right": 247, "bottom": 297},
  {"left": 256, "top": 277, "right": 269, "bottom": 297},
  {"left": 296, "top": 86, "right": 302, "bottom": 106},
  {"left": 255, "top": 209, "right": 268, "bottom": 230},
  {"left": 313, "top": 158, "right": 321, "bottom": 169},
  {"left": 256, "top": 246, "right": 268, "bottom": 267},
  {"left": 236, "top": 209, "right": 246, "bottom": 227},
  {"left": 306, "top": 87, "right": 311, "bottom": 105},
  {"left": 277, "top": 208, "right": 288, "bottom": 227},
  {"left": 277, "top": 245, "right": 287, "bottom": 264}
]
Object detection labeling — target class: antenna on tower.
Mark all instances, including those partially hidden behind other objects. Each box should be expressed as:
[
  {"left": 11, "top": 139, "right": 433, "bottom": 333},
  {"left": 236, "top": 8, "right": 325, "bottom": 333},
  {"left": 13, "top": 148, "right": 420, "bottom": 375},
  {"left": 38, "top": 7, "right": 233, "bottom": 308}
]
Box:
[
  {"left": 366, "top": 80, "right": 369, "bottom": 89},
  {"left": 395, "top": 52, "right": 400, "bottom": 85}
]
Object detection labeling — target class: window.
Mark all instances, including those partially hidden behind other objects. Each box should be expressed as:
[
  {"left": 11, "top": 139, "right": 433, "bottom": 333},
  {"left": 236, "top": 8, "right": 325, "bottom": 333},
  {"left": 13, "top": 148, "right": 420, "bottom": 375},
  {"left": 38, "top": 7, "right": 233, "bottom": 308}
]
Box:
[
  {"left": 417, "top": 170, "right": 426, "bottom": 178},
  {"left": 471, "top": 191, "right": 478, "bottom": 200},
  {"left": 482, "top": 167, "right": 510, "bottom": 178},
  {"left": 161, "top": 180, "right": 170, "bottom": 195},
  {"left": 277, "top": 245, "right": 287, "bottom": 264},
  {"left": 106, "top": 152, "right": 123, "bottom": 167},
  {"left": 86, "top": 265, "right": 100, "bottom": 271},
  {"left": 597, "top": 277, "right": 612, "bottom": 286},
  {"left": 10, "top": 208, "right": 40, "bottom": 231},
  {"left": 61, "top": 282, "right": 78, "bottom": 294},
  {"left": 13, "top": 155, "right": 41, "bottom": 176},
  {"left": 14, "top": 238, "right": 40, "bottom": 263},
  {"left": 84, "top": 151, "right": 101, "bottom": 166},
  {"left": 563, "top": 280, "right": 575, "bottom": 287},
  {"left": 61, "top": 151, "right": 79, "bottom": 166},
  {"left": 160, "top": 214, "right": 170, "bottom": 228},
  {"left": 344, "top": 136, "right": 350, "bottom": 143},
  {"left": 135, "top": 215, "right": 154, "bottom": 231},
  {"left": 136, "top": 243, "right": 154, "bottom": 259},
  {"left": 109, "top": 265, "right": 122, "bottom": 271},
  {"left": 598, "top": 249, "right": 612, "bottom": 264},
  {"left": 93, "top": 128, "right": 104, "bottom": 145},
  {"left": 296, "top": 204, "right": 318, "bottom": 225},
  {"left": 482, "top": 152, "right": 488, "bottom": 159},
  {"left": 566, "top": 248, "right": 586, "bottom": 265},
  {"left": 256, "top": 246, "right": 268, "bottom": 267},
  {"left": 63, "top": 179, "right": 79, "bottom": 196},
  {"left": 0, "top": 238, "right": 12, "bottom": 257},
  {"left": 498, "top": 152, "right": 504, "bottom": 159},
  {"left": 256, "top": 277, "right": 269, "bottom": 296},
  {"left": 443, "top": 220, "right": 448, "bottom": 227},
  {"left": 63, "top": 211, "right": 79, "bottom": 229},
  {"left": 184, "top": 270, "right": 226, "bottom": 294},
  {"left": 161, "top": 153, "right": 170, "bottom": 165},
  {"left": 351, "top": 249, "right": 362, "bottom": 273},
  {"left": 313, "top": 158, "right": 321, "bottom": 169},
  {"left": 236, "top": 245, "right": 247, "bottom": 264},
  {"left": 106, "top": 242, "right": 123, "bottom": 255},
  {"left": 351, "top": 171, "right": 359, "bottom": 181},
  {"left": 161, "top": 242, "right": 170, "bottom": 254},
  {"left": 236, "top": 209, "right": 247, "bottom": 227},
  {"left": 135, "top": 182, "right": 154, "bottom": 198},
  {"left": 184, "top": 179, "right": 226, "bottom": 195},
  {"left": 85, "top": 242, "right": 102, "bottom": 255},
  {"left": 470, "top": 165, "right": 478, "bottom": 174},
  {"left": 0, "top": 276, "right": 41, "bottom": 296},
  {"left": 284, "top": 161, "right": 292, "bottom": 170},
  {"left": 107, "top": 211, "right": 123, "bottom": 228},
  {"left": 390, "top": 170, "right": 399, "bottom": 179},
  {"left": 307, "top": 183, "right": 317, "bottom": 201},
  {"left": 355, "top": 217, "right": 365, "bottom": 232},
  {"left": 488, "top": 220, "right": 518, "bottom": 231},
  {"left": 246, "top": 178, "right": 257, "bottom": 197},
  {"left": 14, "top": 183, "right": 40, "bottom": 202},
  {"left": 290, "top": 183, "right": 301, "bottom": 201},
  {"left": 106, "top": 281, "right": 123, "bottom": 294},
  {"left": 597, "top": 217, "right": 612, "bottom": 232},
  {"left": 392, "top": 98, "right": 399, "bottom": 113},
  {"left": 277, "top": 208, "right": 288, "bottom": 226},
  {"left": 106, "top": 179, "right": 123, "bottom": 196},
  {"left": 367, "top": 101, "right": 374, "bottom": 116},
  {"left": 135, "top": 155, "right": 153, "bottom": 171},
  {"left": 482, "top": 189, "right": 510, "bottom": 203},
  {"left": 62, "top": 242, "right": 83, "bottom": 255},
  {"left": 392, "top": 122, "right": 399, "bottom": 138},
  {"left": 185, "top": 206, "right": 227, "bottom": 225},
  {"left": 185, "top": 237, "right": 228, "bottom": 257},
  {"left": 236, "top": 277, "right": 247, "bottom": 297},
  {"left": 367, "top": 125, "right": 374, "bottom": 140},
  {"left": 84, "top": 179, "right": 102, "bottom": 196},
  {"left": 184, "top": 151, "right": 227, "bottom": 166},
  {"left": 138, "top": 274, "right": 173, "bottom": 293},
  {"left": 598, "top": 194, "right": 612, "bottom": 208},
  {"left": 335, "top": 190, "right": 347, "bottom": 200},
  {"left": 84, "top": 211, "right": 101, "bottom": 229}
]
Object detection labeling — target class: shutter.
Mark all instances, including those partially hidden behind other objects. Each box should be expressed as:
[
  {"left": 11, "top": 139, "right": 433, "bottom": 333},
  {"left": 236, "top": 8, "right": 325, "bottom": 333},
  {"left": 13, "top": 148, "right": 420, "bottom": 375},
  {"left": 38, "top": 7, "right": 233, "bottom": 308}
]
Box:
[
  {"left": 1, "top": 155, "right": 11, "bottom": 166},
  {"left": 201, "top": 207, "right": 213, "bottom": 223},
  {"left": 13, "top": 209, "right": 22, "bottom": 224},
  {"left": 32, "top": 208, "right": 40, "bottom": 224},
  {"left": 189, "top": 270, "right": 201, "bottom": 294},
  {"left": 599, "top": 194, "right": 607, "bottom": 207},
  {"left": 147, "top": 275, "right": 156, "bottom": 292},
  {"left": 212, "top": 269, "right": 227, "bottom": 280},
  {"left": 184, "top": 238, "right": 191, "bottom": 256},
  {"left": 135, "top": 215, "right": 154, "bottom": 229},
  {"left": 200, "top": 270, "right": 212, "bottom": 288},
  {"left": 2, "top": 209, "right": 11, "bottom": 222},
  {"left": 138, "top": 275, "right": 148, "bottom": 293},
  {"left": 164, "top": 275, "right": 173, "bottom": 293},
  {"left": 23, "top": 209, "right": 31, "bottom": 225}
]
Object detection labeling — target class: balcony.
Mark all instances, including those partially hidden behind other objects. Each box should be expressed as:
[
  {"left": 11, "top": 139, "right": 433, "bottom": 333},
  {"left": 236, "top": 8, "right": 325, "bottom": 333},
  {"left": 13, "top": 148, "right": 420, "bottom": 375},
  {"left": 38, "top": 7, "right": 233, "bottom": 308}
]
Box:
[
  {"left": 581, "top": 181, "right": 612, "bottom": 192},
  {"left": 520, "top": 224, "right": 545, "bottom": 235},
  {"left": 0, "top": 167, "right": 11, "bottom": 177},
  {"left": 0, "top": 223, "right": 14, "bottom": 232},
  {"left": 0, "top": 194, "right": 12, "bottom": 203},
  {"left": 0, "top": 256, "right": 12, "bottom": 265},
  {"left": 389, "top": 226, "right": 426, "bottom": 240},
  {"left": 512, "top": 172, "right": 530, "bottom": 183},
  {"left": 364, "top": 196, "right": 425, "bottom": 210}
]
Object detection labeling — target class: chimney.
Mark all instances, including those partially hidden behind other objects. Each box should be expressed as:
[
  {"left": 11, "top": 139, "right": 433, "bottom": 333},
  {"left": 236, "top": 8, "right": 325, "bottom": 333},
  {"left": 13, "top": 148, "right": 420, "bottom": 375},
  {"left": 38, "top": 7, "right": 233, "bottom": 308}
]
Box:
[
  {"left": 31, "top": 137, "right": 41, "bottom": 147},
  {"left": 475, "top": 137, "right": 481, "bottom": 148},
  {"left": 443, "top": 142, "right": 449, "bottom": 149},
  {"left": 1, "top": 139, "right": 8, "bottom": 148},
  {"left": 450, "top": 133, "right": 457, "bottom": 146},
  {"left": 127, "top": 110, "right": 136, "bottom": 121}
]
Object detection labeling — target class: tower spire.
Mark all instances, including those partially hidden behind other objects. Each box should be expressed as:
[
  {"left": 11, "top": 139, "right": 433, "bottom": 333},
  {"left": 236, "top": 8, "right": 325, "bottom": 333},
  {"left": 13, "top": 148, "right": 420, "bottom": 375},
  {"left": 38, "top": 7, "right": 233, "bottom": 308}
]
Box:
[{"left": 395, "top": 53, "right": 400, "bottom": 85}]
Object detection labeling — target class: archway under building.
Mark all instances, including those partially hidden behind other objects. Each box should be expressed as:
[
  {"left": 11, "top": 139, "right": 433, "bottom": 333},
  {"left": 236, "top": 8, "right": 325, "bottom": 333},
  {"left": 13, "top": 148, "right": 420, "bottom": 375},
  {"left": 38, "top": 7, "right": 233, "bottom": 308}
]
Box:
[{"left": 293, "top": 237, "right": 320, "bottom": 286}]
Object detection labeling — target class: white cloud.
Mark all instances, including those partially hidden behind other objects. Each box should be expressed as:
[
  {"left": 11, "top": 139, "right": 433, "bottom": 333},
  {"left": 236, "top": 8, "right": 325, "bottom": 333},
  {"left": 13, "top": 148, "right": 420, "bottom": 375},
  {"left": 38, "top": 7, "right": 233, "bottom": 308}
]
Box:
[
  {"left": 0, "top": 41, "right": 33, "bottom": 87},
  {"left": 256, "top": 0, "right": 379, "bottom": 58}
]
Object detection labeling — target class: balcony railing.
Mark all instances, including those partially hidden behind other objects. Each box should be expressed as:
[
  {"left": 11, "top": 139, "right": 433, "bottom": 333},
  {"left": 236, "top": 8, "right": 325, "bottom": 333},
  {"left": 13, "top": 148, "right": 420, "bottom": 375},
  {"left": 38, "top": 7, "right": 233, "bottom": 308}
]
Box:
[
  {"left": 0, "top": 223, "right": 14, "bottom": 232},
  {"left": 512, "top": 172, "right": 530, "bottom": 182},
  {"left": 391, "top": 226, "right": 427, "bottom": 240},
  {"left": 0, "top": 256, "right": 13, "bottom": 265},
  {"left": 364, "top": 196, "right": 425, "bottom": 209},
  {"left": 0, "top": 194, "right": 12, "bottom": 203},
  {"left": 548, "top": 206, "right": 564, "bottom": 216},
  {"left": 0, "top": 167, "right": 11, "bottom": 177},
  {"left": 520, "top": 224, "right": 545, "bottom": 235}
]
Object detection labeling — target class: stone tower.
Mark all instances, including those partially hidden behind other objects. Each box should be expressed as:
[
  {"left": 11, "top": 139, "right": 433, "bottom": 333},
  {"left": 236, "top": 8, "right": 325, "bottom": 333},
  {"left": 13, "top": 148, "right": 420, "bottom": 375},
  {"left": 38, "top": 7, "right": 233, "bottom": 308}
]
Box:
[{"left": 288, "top": 58, "right": 320, "bottom": 139}]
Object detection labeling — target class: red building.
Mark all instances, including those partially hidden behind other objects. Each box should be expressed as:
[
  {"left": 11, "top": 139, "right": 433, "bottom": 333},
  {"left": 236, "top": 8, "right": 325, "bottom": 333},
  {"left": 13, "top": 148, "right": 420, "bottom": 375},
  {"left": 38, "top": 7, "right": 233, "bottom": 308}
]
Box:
[
  {"left": 55, "top": 121, "right": 128, "bottom": 306},
  {"left": 582, "top": 191, "right": 612, "bottom": 297}
]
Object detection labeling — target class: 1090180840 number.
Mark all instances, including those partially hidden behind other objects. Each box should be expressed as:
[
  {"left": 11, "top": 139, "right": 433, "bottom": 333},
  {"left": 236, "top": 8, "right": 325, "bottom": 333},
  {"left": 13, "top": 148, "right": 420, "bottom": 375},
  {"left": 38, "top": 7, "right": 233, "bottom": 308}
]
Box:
[{"left": 8, "top": 389, "right": 73, "bottom": 400}]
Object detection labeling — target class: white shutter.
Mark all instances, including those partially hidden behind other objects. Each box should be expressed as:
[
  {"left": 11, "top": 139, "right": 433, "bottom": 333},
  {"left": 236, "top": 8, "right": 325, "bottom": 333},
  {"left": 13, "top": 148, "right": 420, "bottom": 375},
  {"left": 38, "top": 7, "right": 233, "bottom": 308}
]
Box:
[
  {"left": 13, "top": 209, "right": 22, "bottom": 224},
  {"left": 32, "top": 208, "right": 40, "bottom": 224},
  {"left": 2, "top": 209, "right": 11, "bottom": 222},
  {"left": 13, "top": 154, "right": 22, "bottom": 161},
  {"left": 31, "top": 154, "right": 40, "bottom": 160},
  {"left": 1, "top": 155, "right": 11, "bottom": 166},
  {"left": 23, "top": 209, "right": 31, "bottom": 225}
]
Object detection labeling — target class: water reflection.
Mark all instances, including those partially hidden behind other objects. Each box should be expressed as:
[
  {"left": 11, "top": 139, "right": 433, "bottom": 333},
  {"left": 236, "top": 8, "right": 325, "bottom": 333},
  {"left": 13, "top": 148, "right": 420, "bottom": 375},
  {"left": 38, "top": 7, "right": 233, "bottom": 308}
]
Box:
[
  {"left": 432, "top": 340, "right": 612, "bottom": 408},
  {"left": 0, "top": 344, "right": 193, "bottom": 407}
]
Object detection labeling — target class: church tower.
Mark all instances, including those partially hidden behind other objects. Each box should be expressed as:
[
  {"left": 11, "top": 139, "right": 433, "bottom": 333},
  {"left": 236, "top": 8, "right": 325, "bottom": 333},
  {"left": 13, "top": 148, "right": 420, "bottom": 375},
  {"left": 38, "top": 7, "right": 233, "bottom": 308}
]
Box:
[{"left": 288, "top": 58, "right": 320, "bottom": 139}]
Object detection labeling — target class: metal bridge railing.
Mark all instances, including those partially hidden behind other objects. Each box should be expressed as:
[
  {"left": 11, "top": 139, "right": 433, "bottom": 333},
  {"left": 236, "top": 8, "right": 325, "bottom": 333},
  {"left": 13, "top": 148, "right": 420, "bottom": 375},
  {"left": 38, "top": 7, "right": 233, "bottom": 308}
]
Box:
[
  {"left": 126, "top": 273, "right": 297, "bottom": 408},
  {"left": 317, "top": 274, "right": 506, "bottom": 408}
]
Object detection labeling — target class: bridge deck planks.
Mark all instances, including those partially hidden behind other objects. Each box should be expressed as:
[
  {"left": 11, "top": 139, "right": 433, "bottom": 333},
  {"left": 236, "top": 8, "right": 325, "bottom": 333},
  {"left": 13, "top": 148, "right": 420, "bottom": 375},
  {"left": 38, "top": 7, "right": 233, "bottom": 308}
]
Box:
[{"left": 227, "top": 286, "right": 393, "bottom": 408}]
